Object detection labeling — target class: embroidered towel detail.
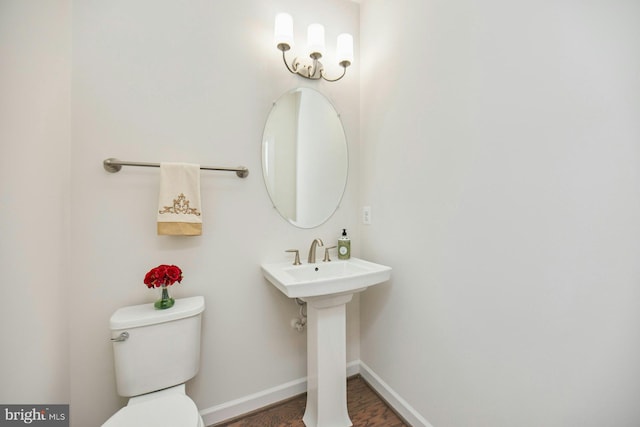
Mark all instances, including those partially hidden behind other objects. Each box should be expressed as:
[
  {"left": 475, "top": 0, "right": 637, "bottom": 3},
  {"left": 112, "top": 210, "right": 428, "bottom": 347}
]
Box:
[{"left": 157, "top": 162, "right": 202, "bottom": 236}]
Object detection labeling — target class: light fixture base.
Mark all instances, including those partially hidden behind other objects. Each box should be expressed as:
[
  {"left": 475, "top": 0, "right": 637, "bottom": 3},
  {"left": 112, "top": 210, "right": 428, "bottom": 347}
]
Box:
[{"left": 292, "top": 57, "right": 324, "bottom": 80}]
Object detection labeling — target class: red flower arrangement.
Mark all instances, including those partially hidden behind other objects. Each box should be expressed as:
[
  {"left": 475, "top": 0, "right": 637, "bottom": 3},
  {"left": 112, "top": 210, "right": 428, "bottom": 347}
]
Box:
[
  {"left": 144, "top": 264, "right": 183, "bottom": 289},
  {"left": 145, "top": 264, "right": 182, "bottom": 309}
]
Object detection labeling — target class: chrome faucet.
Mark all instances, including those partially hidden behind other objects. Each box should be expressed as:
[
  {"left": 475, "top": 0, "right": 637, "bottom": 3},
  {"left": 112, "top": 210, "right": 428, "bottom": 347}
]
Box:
[{"left": 307, "top": 238, "right": 324, "bottom": 263}]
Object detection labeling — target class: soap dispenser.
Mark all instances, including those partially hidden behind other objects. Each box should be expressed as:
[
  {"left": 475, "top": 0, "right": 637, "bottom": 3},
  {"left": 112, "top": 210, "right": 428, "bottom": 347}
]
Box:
[{"left": 338, "top": 228, "right": 351, "bottom": 260}]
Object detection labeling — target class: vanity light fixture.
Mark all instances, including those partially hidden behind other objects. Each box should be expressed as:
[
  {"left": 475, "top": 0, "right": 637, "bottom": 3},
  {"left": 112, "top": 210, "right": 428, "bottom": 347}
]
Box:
[{"left": 274, "top": 13, "right": 353, "bottom": 82}]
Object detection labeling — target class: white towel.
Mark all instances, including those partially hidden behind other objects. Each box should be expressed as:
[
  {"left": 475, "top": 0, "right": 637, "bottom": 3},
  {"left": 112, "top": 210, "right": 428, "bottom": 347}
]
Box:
[{"left": 157, "top": 162, "right": 202, "bottom": 236}]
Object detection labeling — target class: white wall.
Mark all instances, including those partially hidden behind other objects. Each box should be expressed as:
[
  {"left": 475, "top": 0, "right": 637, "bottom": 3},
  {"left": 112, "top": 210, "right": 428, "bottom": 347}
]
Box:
[
  {"left": 360, "top": 1, "right": 640, "bottom": 426},
  {"left": 69, "top": 1, "right": 359, "bottom": 426},
  {"left": 0, "top": 0, "right": 71, "bottom": 403}
]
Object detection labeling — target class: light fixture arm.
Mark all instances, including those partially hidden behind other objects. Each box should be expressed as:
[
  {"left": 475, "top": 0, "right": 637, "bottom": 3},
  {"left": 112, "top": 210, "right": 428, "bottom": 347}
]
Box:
[
  {"left": 280, "top": 48, "right": 347, "bottom": 82},
  {"left": 280, "top": 50, "right": 296, "bottom": 73},
  {"left": 320, "top": 66, "right": 347, "bottom": 82}
]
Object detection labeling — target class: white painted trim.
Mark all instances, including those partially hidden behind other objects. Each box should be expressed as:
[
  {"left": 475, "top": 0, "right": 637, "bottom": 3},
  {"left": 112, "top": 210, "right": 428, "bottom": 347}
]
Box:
[
  {"left": 200, "top": 376, "right": 307, "bottom": 426},
  {"left": 359, "top": 361, "right": 433, "bottom": 427},
  {"left": 199, "top": 360, "right": 430, "bottom": 427},
  {"left": 346, "top": 359, "right": 361, "bottom": 377}
]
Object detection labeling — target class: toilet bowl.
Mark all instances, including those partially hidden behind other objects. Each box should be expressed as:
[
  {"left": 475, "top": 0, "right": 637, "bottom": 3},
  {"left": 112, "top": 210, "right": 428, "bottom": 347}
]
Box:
[
  {"left": 102, "top": 296, "right": 205, "bottom": 427},
  {"left": 102, "top": 385, "right": 204, "bottom": 427}
]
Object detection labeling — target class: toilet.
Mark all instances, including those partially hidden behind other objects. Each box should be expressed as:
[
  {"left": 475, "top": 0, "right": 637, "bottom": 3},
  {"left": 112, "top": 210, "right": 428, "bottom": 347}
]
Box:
[{"left": 102, "top": 296, "right": 205, "bottom": 427}]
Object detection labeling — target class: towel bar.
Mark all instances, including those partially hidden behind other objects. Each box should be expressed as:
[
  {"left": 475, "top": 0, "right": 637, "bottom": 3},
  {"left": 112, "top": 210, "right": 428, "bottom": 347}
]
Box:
[{"left": 103, "top": 158, "right": 249, "bottom": 178}]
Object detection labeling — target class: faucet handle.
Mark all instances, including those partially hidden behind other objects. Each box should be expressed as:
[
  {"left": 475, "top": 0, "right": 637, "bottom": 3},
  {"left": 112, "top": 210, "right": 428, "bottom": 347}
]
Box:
[
  {"left": 323, "top": 246, "right": 337, "bottom": 262},
  {"left": 285, "top": 249, "right": 301, "bottom": 265}
]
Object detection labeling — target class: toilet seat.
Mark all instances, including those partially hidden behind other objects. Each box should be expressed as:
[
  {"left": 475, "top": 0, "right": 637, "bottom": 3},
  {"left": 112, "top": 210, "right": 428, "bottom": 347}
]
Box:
[{"left": 102, "top": 393, "right": 202, "bottom": 427}]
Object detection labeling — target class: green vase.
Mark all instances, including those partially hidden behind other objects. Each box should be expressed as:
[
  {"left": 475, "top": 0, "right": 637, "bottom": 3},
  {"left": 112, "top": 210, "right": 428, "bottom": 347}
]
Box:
[{"left": 154, "top": 285, "right": 175, "bottom": 309}]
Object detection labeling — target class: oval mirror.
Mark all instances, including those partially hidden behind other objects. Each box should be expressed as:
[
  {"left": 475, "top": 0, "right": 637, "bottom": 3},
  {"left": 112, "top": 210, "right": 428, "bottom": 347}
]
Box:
[{"left": 262, "top": 88, "right": 348, "bottom": 228}]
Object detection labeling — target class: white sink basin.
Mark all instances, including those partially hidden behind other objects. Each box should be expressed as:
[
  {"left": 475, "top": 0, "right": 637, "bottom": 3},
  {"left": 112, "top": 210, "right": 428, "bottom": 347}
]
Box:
[{"left": 261, "top": 257, "right": 391, "bottom": 299}]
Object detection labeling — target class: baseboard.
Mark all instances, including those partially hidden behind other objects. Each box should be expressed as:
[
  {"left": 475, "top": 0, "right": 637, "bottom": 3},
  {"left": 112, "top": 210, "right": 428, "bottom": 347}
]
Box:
[
  {"left": 358, "top": 361, "right": 433, "bottom": 427},
  {"left": 200, "top": 360, "right": 431, "bottom": 427},
  {"left": 200, "top": 376, "right": 305, "bottom": 426}
]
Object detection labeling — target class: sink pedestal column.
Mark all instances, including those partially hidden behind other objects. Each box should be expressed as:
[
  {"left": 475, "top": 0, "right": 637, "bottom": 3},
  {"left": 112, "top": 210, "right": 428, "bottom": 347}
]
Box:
[{"left": 302, "top": 293, "right": 354, "bottom": 427}]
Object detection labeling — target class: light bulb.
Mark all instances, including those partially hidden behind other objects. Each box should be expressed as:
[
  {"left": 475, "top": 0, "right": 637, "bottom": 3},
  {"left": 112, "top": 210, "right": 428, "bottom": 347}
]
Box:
[
  {"left": 274, "top": 13, "right": 293, "bottom": 51},
  {"left": 307, "top": 23, "right": 325, "bottom": 58},
  {"left": 336, "top": 33, "right": 353, "bottom": 67}
]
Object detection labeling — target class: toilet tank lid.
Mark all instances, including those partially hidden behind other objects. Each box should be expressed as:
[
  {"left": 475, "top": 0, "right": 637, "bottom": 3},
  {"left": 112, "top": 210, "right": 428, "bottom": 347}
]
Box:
[{"left": 110, "top": 296, "right": 205, "bottom": 330}]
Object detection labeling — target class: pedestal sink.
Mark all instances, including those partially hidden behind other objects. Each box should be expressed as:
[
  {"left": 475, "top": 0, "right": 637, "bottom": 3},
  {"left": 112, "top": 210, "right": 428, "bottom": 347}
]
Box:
[{"left": 261, "top": 257, "right": 391, "bottom": 427}]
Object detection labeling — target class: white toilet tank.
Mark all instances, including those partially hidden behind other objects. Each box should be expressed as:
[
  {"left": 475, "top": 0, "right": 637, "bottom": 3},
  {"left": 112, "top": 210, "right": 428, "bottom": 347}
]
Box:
[{"left": 110, "top": 296, "right": 205, "bottom": 397}]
